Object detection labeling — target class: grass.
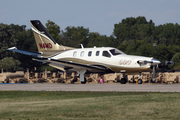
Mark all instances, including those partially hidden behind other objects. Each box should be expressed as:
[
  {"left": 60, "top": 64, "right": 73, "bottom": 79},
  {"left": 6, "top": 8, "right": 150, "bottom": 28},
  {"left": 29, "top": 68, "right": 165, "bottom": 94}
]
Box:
[{"left": 0, "top": 91, "right": 180, "bottom": 120}]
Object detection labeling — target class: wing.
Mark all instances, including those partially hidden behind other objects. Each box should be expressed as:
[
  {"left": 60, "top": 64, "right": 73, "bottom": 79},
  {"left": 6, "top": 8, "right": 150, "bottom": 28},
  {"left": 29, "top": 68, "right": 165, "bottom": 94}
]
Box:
[
  {"left": 33, "top": 58, "right": 114, "bottom": 73},
  {"left": 8, "top": 47, "right": 42, "bottom": 58}
]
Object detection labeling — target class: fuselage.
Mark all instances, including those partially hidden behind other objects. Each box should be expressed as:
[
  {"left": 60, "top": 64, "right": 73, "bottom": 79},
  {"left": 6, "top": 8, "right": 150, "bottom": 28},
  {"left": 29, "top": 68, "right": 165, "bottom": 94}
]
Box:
[{"left": 51, "top": 47, "right": 153, "bottom": 74}]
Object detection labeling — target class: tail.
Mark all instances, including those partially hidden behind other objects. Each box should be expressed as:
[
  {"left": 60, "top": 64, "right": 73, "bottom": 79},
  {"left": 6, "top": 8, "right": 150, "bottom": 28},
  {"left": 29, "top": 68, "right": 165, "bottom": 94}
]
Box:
[{"left": 30, "top": 20, "right": 74, "bottom": 57}]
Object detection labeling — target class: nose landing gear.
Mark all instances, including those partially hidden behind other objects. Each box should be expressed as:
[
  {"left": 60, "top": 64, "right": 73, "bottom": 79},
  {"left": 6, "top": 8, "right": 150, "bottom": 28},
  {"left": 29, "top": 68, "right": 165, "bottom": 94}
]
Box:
[
  {"left": 137, "top": 79, "right": 142, "bottom": 84},
  {"left": 120, "top": 73, "right": 143, "bottom": 84}
]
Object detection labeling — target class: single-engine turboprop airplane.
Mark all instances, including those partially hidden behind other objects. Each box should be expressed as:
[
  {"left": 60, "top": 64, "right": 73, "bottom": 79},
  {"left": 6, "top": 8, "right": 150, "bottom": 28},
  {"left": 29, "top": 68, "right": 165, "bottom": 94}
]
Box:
[{"left": 8, "top": 20, "right": 161, "bottom": 84}]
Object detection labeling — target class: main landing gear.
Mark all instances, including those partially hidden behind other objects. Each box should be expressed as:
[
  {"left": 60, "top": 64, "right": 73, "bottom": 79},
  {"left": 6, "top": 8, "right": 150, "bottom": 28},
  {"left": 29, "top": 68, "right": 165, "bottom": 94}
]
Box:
[
  {"left": 120, "top": 78, "right": 127, "bottom": 84},
  {"left": 79, "top": 69, "right": 87, "bottom": 84},
  {"left": 81, "top": 77, "right": 86, "bottom": 84},
  {"left": 120, "top": 73, "right": 127, "bottom": 84}
]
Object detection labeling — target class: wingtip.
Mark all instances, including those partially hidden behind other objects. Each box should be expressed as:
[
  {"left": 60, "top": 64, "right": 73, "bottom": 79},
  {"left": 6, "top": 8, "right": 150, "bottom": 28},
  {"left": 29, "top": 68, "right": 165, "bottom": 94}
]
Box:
[{"left": 7, "top": 47, "right": 17, "bottom": 50}]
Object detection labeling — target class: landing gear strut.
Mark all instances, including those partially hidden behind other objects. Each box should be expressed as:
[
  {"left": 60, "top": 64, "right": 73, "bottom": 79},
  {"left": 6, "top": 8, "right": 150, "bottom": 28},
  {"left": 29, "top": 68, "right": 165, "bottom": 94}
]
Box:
[
  {"left": 81, "top": 77, "right": 86, "bottom": 84},
  {"left": 152, "top": 65, "right": 156, "bottom": 83},
  {"left": 79, "top": 69, "right": 87, "bottom": 84},
  {"left": 136, "top": 73, "right": 142, "bottom": 84}
]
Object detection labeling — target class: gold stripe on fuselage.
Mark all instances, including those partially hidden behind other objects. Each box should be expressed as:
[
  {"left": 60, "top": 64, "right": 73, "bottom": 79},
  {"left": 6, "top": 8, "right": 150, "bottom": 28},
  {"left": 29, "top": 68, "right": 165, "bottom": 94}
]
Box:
[{"left": 59, "top": 57, "right": 151, "bottom": 73}]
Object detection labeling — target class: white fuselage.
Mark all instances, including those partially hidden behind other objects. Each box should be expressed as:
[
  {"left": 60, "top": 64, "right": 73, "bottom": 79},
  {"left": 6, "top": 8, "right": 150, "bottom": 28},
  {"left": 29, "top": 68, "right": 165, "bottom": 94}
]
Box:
[{"left": 51, "top": 47, "right": 153, "bottom": 74}]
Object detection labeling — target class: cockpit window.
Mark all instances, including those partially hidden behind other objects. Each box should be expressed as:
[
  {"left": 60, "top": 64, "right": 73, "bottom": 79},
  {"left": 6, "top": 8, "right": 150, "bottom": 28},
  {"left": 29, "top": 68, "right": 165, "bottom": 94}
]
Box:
[
  {"left": 102, "top": 51, "right": 111, "bottom": 58},
  {"left": 109, "top": 49, "right": 126, "bottom": 55}
]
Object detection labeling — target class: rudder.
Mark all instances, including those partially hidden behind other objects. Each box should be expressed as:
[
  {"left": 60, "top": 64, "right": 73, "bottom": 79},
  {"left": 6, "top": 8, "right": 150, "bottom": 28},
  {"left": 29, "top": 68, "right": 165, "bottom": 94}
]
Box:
[{"left": 30, "top": 20, "right": 74, "bottom": 57}]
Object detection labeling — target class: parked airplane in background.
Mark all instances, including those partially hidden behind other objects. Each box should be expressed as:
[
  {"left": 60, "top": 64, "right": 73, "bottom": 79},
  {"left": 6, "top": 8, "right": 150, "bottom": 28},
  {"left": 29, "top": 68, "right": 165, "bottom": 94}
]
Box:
[{"left": 8, "top": 20, "right": 161, "bottom": 84}]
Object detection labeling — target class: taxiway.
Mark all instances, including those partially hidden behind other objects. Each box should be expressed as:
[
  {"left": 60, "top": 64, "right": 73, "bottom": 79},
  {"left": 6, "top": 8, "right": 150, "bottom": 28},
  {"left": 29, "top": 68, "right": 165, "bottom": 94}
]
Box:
[{"left": 0, "top": 84, "right": 180, "bottom": 92}]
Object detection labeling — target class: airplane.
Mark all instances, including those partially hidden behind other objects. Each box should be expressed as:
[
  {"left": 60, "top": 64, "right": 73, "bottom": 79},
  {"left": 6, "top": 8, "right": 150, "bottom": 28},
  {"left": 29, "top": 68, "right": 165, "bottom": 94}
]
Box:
[{"left": 8, "top": 20, "right": 161, "bottom": 84}]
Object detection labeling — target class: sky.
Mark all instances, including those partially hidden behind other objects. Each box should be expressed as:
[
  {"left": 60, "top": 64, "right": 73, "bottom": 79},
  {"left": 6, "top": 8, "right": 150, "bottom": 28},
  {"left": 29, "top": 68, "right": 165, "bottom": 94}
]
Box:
[{"left": 1, "top": 0, "right": 180, "bottom": 36}]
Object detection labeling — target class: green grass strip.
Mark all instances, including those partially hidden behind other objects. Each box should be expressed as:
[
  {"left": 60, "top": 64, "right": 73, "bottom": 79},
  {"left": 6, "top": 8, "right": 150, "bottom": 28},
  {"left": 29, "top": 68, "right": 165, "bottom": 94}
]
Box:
[{"left": 0, "top": 91, "right": 180, "bottom": 120}]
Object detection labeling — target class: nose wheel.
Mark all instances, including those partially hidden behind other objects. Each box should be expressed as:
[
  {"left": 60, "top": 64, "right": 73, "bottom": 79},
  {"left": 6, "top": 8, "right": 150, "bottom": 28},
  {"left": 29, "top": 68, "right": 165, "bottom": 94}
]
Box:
[{"left": 138, "top": 79, "right": 142, "bottom": 84}]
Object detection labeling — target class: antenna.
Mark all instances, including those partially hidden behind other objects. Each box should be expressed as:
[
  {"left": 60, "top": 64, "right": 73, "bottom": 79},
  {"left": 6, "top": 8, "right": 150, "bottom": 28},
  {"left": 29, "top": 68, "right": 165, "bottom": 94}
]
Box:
[
  {"left": 79, "top": 44, "right": 84, "bottom": 49},
  {"left": 60, "top": 44, "right": 65, "bottom": 50}
]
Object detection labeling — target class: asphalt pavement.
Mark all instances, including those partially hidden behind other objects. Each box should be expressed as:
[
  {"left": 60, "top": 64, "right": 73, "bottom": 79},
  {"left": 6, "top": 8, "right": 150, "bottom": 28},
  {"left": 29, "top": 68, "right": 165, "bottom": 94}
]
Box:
[{"left": 0, "top": 83, "right": 180, "bottom": 92}]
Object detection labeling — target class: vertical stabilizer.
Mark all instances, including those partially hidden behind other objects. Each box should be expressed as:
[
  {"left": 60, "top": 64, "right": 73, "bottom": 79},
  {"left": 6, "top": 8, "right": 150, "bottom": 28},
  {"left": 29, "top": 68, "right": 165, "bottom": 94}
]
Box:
[{"left": 30, "top": 20, "right": 74, "bottom": 57}]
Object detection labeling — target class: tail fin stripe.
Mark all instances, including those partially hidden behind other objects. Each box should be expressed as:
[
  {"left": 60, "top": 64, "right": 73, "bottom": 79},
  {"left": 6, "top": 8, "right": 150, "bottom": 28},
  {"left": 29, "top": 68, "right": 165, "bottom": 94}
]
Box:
[
  {"left": 32, "top": 27, "right": 54, "bottom": 44},
  {"left": 30, "top": 20, "right": 57, "bottom": 44}
]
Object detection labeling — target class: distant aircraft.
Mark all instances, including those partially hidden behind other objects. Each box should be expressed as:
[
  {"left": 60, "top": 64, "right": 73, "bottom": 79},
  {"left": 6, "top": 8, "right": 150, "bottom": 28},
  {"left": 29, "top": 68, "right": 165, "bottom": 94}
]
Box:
[{"left": 8, "top": 20, "right": 161, "bottom": 84}]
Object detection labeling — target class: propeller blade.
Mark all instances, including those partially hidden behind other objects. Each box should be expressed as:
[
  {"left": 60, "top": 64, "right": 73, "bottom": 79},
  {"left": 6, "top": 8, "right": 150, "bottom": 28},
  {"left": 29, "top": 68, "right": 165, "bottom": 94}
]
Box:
[{"left": 166, "top": 61, "right": 174, "bottom": 64}]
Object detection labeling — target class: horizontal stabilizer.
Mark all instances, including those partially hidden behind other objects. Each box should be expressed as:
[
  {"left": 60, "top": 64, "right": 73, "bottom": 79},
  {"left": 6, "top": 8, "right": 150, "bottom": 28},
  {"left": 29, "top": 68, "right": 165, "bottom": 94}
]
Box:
[{"left": 7, "top": 47, "right": 42, "bottom": 58}]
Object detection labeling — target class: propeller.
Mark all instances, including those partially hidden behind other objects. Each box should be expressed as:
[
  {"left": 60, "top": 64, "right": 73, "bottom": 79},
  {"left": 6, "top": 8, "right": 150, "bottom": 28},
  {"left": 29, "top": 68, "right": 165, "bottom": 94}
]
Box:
[
  {"left": 151, "top": 43, "right": 156, "bottom": 82},
  {"left": 151, "top": 43, "right": 174, "bottom": 83},
  {"left": 137, "top": 43, "right": 174, "bottom": 83},
  {"left": 137, "top": 58, "right": 161, "bottom": 83},
  {"left": 158, "top": 61, "right": 174, "bottom": 68}
]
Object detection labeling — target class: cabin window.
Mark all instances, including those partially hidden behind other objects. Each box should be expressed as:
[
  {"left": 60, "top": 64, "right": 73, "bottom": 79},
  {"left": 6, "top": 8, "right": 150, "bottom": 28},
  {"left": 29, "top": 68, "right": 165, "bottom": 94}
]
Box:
[
  {"left": 73, "top": 51, "right": 77, "bottom": 57},
  {"left": 80, "top": 51, "right": 84, "bottom": 57},
  {"left": 102, "top": 51, "right": 111, "bottom": 58},
  {"left": 88, "top": 51, "right": 92, "bottom": 56},
  {"left": 96, "top": 51, "right": 100, "bottom": 56}
]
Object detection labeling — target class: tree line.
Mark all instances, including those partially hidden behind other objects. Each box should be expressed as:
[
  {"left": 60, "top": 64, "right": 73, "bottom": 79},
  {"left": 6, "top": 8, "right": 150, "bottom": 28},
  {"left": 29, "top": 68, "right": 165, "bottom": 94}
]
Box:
[{"left": 1, "top": 16, "right": 180, "bottom": 71}]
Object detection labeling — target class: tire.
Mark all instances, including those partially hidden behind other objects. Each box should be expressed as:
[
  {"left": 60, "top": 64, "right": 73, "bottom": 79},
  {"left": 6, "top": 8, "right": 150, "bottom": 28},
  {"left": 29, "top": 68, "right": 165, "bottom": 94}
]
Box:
[
  {"left": 151, "top": 78, "right": 156, "bottom": 83},
  {"left": 120, "top": 78, "right": 127, "bottom": 84},
  {"left": 138, "top": 79, "right": 142, "bottom": 84},
  {"left": 81, "top": 77, "right": 86, "bottom": 84}
]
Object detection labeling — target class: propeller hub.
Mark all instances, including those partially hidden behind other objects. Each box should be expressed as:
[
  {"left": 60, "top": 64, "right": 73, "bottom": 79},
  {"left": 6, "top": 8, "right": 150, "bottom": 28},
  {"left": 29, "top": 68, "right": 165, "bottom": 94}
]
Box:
[{"left": 151, "top": 58, "right": 161, "bottom": 65}]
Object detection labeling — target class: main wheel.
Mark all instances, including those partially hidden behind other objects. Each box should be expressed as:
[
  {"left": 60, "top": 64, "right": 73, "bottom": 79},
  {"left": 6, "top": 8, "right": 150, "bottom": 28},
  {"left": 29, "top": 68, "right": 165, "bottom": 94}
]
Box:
[
  {"left": 81, "top": 77, "right": 86, "bottom": 84},
  {"left": 138, "top": 79, "right": 142, "bottom": 84},
  {"left": 120, "top": 78, "right": 127, "bottom": 84},
  {"left": 151, "top": 78, "right": 156, "bottom": 83}
]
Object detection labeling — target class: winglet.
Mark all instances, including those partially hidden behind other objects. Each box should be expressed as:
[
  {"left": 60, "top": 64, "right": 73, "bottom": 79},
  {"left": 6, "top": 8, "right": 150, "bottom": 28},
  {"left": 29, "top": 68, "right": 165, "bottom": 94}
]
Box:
[{"left": 7, "top": 47, "right": 17, "bottom": 50}]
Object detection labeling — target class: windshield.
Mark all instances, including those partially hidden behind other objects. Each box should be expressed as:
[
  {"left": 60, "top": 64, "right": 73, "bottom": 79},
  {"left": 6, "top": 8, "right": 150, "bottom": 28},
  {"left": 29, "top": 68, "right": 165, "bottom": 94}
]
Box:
[{"left": 109, "top": 49, "right": 126, "bottom": 55}]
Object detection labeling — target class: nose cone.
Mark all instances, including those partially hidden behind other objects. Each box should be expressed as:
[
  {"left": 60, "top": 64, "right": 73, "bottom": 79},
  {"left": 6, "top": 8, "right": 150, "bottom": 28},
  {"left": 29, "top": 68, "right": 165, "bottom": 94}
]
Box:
[{"left": 151, "top": 58, "right": 161, "bottom": 65}]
